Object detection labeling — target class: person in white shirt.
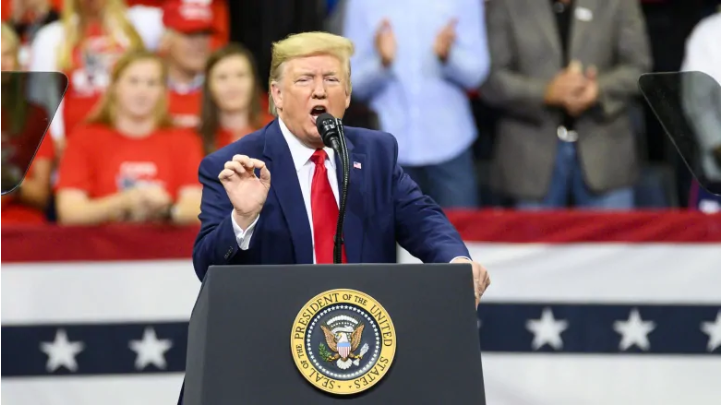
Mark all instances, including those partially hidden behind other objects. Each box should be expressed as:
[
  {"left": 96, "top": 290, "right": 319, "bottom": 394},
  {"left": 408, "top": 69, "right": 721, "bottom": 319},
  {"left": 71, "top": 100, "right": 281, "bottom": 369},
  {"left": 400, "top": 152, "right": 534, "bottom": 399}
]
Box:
[
  {"left": 680, "top": 10, "right": 720, "bottom": 212},
  {"left": 681, "top": 10, "right": 721, "bottom": 85}
]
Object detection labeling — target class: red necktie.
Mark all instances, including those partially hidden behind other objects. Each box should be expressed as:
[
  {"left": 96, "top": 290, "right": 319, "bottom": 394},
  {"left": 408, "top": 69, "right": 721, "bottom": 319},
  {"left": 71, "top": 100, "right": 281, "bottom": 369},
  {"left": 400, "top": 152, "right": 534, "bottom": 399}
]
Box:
[{"left": 310, "top": 149, "right": 347, "bottom": 264}]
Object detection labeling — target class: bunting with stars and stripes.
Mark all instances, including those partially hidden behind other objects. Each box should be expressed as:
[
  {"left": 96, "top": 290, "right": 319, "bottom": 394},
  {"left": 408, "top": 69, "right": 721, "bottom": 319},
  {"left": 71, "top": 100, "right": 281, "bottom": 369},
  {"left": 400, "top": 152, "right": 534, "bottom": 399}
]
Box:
[{"left": 1, "top": 212, "right": 720, "bottom": 405}]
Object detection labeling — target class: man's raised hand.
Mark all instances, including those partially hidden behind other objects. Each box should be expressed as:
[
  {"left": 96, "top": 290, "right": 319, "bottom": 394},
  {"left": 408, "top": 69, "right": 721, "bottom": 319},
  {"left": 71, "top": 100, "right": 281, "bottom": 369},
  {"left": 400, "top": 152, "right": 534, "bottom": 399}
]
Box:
[{"left": 218, "top": 154, "right": 271, "bottom": 229}]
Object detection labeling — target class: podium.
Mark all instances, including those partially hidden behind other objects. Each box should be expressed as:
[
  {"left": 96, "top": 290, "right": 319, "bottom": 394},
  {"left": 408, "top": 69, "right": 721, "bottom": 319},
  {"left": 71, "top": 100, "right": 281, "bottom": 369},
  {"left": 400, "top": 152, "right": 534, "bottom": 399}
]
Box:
[{"left": 182, "top": 264, "right": 486, "bottom": 404}]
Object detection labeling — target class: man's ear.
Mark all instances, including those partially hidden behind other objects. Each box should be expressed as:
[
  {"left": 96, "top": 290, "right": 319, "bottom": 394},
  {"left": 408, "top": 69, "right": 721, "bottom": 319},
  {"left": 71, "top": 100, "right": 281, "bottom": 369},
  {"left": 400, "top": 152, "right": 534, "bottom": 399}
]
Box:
[
  {"left": 270, "top": 81, "right": 283, "bottom": 111},
  {"left": 345, "top": 91, "right": 351, "bottom": 109}
]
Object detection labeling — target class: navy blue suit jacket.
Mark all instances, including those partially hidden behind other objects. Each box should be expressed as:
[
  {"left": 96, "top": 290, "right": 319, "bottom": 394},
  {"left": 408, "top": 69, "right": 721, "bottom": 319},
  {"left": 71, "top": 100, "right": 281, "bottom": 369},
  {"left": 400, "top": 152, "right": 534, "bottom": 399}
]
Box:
[{"left": 192, "top": 119, "right": 469, "bottom": 280}]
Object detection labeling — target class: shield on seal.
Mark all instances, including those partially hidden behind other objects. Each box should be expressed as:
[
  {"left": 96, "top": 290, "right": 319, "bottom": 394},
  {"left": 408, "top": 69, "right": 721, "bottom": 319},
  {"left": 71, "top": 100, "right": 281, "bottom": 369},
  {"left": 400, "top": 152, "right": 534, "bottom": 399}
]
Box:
[{"left": 338, "top": 341, "right": 351, "bottom": 359}]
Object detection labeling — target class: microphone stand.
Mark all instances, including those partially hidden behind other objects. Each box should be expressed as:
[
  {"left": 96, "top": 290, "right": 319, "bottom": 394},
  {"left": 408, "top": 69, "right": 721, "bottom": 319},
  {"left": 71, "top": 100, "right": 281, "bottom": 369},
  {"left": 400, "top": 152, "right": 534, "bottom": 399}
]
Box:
[{"left": 333, "top": 118, "right": 350, "bottom": 264}]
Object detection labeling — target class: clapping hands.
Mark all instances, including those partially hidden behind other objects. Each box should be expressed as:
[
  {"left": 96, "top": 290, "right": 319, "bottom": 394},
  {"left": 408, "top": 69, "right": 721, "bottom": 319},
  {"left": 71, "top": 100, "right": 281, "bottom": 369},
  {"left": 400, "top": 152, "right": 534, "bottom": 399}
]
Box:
[
  {"left": 434, "top": 19, "right": 457, "bottom": 63},
  {"left": 545, "top": 61, "right": 600, "bottom": 117},
  {"left": 123, "top": 184, "right": 173, "bottom": 223}
]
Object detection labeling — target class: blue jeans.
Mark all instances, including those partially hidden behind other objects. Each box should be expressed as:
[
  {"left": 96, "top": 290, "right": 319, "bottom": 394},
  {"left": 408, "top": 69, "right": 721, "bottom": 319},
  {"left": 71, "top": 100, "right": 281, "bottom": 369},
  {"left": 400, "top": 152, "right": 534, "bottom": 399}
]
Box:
[
  {"left": 402, "top": 148, "right": 479, "bottom": 208},
  {"left": 517, "top": 141, "right": 634, "bottom": 210}
]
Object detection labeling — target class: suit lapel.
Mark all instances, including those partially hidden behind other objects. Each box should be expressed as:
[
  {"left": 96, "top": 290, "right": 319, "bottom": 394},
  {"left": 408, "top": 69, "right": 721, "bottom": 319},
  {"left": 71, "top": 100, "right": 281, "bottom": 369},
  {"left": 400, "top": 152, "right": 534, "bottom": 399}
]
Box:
[
  {"left": 335, "top": 137, "right": 366, "bottom": 264},
  {"left": 263, "top": 120, "right": 314, "bottom": 264},
  {"left": 528, "top": 0, "right": 561, "bottom": 59},
  {"left": 570, "top": 0, "right": 598, "bottom": 59}
]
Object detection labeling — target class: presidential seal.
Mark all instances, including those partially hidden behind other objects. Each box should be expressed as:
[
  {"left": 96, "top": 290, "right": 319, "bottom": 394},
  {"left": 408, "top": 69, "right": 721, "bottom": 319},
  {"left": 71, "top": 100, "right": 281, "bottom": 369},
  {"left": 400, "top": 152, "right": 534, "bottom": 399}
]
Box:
[{"left": 291, "top": 289, "right": 396, "bottom": 395}]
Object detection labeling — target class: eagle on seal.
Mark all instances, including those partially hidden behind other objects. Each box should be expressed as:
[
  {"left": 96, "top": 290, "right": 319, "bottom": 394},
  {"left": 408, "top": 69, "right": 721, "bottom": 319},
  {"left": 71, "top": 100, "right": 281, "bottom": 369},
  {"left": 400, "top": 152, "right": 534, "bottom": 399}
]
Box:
[{"left": 321, "top": 324, "right": 365, "bottom": 362}]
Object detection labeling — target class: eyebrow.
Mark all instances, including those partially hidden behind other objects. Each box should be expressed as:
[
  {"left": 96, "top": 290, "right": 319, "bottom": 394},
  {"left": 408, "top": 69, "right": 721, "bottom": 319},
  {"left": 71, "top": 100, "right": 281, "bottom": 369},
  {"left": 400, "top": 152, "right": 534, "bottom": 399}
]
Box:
[{"left": 294, "top": 71, "right": 339, "bottom": 77}]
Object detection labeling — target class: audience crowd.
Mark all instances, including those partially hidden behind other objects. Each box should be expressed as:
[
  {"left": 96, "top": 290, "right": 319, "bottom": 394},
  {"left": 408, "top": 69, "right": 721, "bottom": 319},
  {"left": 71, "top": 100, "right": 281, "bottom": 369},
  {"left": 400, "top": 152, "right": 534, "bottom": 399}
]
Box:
[{"left": 1, "top": 0, "right": 720, "bottom": 226}]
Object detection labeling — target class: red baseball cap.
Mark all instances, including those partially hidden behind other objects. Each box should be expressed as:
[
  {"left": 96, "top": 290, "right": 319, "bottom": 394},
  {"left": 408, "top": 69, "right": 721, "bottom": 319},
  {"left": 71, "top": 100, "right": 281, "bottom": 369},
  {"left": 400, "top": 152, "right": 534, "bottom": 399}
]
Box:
[{"left": 162, "top": 0, "right": 215, "bottom": 34}]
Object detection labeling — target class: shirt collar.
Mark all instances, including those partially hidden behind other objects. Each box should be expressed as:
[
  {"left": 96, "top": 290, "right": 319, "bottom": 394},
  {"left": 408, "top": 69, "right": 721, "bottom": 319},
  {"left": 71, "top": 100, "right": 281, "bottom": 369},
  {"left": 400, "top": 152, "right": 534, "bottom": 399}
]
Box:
[
  {"left": 168, "top": 74, "right": 205, "bottom": 94},
  {"left": 278, "top": 117, "right": 335, "bottom": 172}
]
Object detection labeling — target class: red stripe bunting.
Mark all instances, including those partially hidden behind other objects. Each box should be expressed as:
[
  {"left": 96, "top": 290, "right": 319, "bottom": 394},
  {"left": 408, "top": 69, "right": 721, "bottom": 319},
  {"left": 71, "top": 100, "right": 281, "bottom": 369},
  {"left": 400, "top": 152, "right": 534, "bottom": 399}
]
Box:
[
  {"left": 447, "top": 210, "right": 720, "bottom": 243},
  {"left": 1, "top": 223, "right": 199, "bottom": 263},
  {"left": 1, "top": 211, "right": 719, "bottom": 263}
]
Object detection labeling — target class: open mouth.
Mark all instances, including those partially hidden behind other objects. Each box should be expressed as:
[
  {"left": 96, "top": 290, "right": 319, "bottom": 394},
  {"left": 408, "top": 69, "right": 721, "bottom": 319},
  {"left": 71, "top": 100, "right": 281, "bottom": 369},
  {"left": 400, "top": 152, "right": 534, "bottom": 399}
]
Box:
[{"left": 310, "top": 106, "right": 327, "bottom": 123}]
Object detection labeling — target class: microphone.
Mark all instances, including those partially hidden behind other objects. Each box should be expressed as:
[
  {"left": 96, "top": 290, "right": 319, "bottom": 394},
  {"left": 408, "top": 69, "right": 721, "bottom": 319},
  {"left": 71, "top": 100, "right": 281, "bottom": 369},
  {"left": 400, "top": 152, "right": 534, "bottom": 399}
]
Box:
[
  {"left": 315, "top": 113, "right": 350, "bottom": 264},
  {"left": 317, "top": 113, "right": 342, "bottom": 151}
]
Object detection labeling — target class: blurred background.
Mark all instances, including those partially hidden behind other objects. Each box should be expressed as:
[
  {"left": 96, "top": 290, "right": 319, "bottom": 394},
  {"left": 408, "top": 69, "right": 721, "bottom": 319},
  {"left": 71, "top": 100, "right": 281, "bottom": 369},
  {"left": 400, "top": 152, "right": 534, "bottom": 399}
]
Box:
[{"left": 1, "top": 0, "right": 720, "bottom": 404}]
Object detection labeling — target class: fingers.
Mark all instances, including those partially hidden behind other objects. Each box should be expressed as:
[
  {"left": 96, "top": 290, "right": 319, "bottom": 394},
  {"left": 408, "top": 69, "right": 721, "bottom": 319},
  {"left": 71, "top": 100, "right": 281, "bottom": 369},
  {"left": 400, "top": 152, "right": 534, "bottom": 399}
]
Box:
[
  {"left": 480, "top": 270, "right": 491, "bottom": 296},
  {"left": 135, "top": 187, "right": 171, "bottom": 211},
  {"left": 585, "top": 65, "right": 598, "bottom": 80},
  {"left": 232, "top": 154, "right": 252, "bottom": 169},
  {"left": 470, "top": 263, "right": 482, "bottom": 305},
  {"left": 219, "top": 155, "right": 267, "bottom": 181},
  {"left": 224, "top": 160, "right": 246, "bottom": 178},
  {"left": 567, "top": 60, "right": 583, "bottom": 74},
  {"left": 233, "top": 155, "right": 266, "bottom": 170},
  {"left": 249, "top": 158, "right": 266, "bottom": 169},
  {"left": 218, "top": 168, "right": 236, "bottom": 181},
  {"left": 259, "top": 162, "right": 271, "bottom": 184},
  {"left": 559, "top": 71, "right": 587, "bottom": 88},
  {"left": 445, "top": 18, "right": 458, "bottom": 38},
  {"left": 560, "top": 62, "right": 586, "bottom": 88},
  {"left": 473, "top": 263, "right": 491, "bottom": 300}
]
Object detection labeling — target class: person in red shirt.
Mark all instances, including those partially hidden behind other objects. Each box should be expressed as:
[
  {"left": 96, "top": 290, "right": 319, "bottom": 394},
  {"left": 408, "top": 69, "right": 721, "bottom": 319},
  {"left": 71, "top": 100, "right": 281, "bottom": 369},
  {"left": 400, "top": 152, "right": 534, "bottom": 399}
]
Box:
[
  {"left": 56, "top": 50, "right": 203, "bottom": 225},
  {"left": 198, "top": 44, "right": 273, "bottom": 154},
  {"left": 28, "top": 0, "right": 155, "bottom": 149},
  {"left": 1, "top": 23, "right": 55, "bottom": 224},
  {"left": 160, "top": 0, "right": 213, "bottom": 129}
]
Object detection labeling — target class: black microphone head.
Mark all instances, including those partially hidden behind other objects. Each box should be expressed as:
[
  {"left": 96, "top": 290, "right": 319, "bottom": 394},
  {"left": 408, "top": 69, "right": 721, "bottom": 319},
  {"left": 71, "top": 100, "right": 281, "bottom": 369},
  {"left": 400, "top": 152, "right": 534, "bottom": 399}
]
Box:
[{"left": 316, "top": 113, "right": 339, "bottom": 148}]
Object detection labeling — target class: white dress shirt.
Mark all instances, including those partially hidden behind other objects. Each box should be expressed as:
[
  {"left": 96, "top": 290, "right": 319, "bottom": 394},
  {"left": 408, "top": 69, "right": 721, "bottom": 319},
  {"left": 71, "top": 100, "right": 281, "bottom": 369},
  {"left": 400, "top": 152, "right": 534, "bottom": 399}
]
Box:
[
  {"left": 231, "top": 118, "right": 338, "bottom": 263},
  {"left": 681, "top": 12, "right": 721, "bottom": 183},
  {"left": 230, "top": 118, "right": 471, "bottom": 264},
  {"left": 681, "top": 12, "right": 721, "bottom": 85}
]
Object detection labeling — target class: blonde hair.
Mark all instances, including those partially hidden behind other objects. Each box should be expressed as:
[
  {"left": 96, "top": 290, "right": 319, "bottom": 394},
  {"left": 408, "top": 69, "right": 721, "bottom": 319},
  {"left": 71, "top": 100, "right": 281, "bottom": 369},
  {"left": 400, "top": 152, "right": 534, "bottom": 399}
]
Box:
[
  {"left": 268, "top": 31, "right": 354, "bottom": 116},
  {"left": 86, "top": 50, "right": 173, "bottom": 129},
  {"left": 57, "top": 0, "right": 144, "bottom": 71},
  {"left": 1, "top": 22, "right": 20, "bottom": 54}
]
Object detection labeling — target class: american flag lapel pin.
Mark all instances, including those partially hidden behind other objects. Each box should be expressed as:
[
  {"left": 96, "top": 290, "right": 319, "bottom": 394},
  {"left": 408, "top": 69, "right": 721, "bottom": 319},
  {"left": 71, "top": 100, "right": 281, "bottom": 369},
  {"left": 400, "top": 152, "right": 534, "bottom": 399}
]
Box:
[{"left": 353, "top": 161, "right": 362, "bottom": 169}]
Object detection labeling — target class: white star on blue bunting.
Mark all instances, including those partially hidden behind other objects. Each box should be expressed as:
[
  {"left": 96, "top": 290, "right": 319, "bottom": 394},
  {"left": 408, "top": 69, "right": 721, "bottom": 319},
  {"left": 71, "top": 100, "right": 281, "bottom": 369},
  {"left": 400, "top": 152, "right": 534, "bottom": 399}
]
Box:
[
  {"left": 129, "top": 327, "right": 173, "bottom": 370},
  {"left": 526, "top": 307, "right": 568, "bottom": 350},
  {"left": 614, "top": 308, "right": 656, "bottom": 351},
  {"left": 40, "top": 329, "right": 84, "bottom": 372}
]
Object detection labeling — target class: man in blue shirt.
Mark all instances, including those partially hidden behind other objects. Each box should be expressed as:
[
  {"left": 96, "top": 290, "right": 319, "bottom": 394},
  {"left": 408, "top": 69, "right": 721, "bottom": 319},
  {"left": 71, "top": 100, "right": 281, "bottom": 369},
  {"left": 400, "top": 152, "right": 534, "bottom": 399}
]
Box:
[{"left": 343, "top": 0, "right": 490, "bottom": 208}]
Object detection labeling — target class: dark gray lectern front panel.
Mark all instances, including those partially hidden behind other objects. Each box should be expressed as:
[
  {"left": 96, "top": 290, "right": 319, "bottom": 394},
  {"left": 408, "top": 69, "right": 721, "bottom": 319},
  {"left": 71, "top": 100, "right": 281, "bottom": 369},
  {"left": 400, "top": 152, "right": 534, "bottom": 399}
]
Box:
[{"left": 184, "top": 264, "right": 485, "bottom": 404}]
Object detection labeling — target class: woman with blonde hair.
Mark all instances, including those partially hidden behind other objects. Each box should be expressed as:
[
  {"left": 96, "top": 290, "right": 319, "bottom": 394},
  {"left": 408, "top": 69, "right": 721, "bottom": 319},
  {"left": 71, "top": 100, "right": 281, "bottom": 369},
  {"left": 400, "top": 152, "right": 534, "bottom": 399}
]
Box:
[
  {"left": 29, "top": 0, "right": 163, "bottom": 150},
  {"left": 198, "top": 43, "right": 272, "bottom": 154},
  {"left": 1, "top": 23, "right": 56, "bottom": 224},
  {"left": 56, "top": 50, "right": 203, "bottom": 225}
]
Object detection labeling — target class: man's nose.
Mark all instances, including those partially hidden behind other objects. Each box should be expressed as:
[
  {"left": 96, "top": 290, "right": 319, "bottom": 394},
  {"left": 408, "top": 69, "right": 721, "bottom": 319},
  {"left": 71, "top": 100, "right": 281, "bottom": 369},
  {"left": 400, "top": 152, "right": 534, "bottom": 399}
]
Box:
[{"left": 312, "top": 79, "right": 326, "bottom": 99}]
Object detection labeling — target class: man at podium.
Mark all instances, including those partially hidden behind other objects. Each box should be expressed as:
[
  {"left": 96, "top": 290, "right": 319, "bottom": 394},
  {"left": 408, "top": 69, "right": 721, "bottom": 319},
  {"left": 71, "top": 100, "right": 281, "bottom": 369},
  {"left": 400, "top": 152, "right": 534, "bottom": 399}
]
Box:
[{"left": 193, "top": 31, "right": 490, "bottom": 304}]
